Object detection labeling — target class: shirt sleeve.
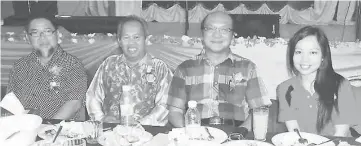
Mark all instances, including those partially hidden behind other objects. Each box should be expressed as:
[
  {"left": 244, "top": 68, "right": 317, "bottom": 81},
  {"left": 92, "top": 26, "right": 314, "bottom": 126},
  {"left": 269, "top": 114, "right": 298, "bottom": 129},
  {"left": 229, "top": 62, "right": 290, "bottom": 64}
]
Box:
[
  {"left": 6, "top": 64, "right": 18, "bottom": 94},
  {"left": 167, "top": 65, "right": 187, "bottom": 112},
  {"left": 245, "top": 63, "right": 272, "bottom": 109},
  {"left": 277, "top": 84, "right": 297, "bottom": 122},
  {"left": 140, "top": 63, "right": 173, "bottom": 126},
  {"left": 333, "top": 79, "right": 359, "bottom": 125},
  {"left": 86, "top": 59, "right": 108, "bottom": 121}
]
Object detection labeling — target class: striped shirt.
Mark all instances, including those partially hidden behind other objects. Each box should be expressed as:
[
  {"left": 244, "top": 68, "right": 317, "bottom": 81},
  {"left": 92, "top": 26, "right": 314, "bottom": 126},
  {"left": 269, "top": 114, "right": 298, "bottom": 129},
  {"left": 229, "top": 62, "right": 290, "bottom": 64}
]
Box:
[
  {"left": 86, "top": 53, "right": 173, "bottom": 126},
  {"left": 168, "top": 51, "right": 271, "bottom": 121},
  {"left": 6, "top": 47, "right": 87, "bottom": 119}
]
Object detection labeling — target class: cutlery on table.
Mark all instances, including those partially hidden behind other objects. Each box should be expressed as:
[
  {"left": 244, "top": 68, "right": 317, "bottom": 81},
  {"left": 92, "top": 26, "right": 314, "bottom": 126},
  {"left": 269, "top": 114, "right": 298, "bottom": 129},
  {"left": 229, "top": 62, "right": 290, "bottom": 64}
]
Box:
[
  {"left": 52, "top": 126, "right": 63, "bottom": 143},
  {"left": 307, "top": 138, "right": 339, "bottom": 146},
  {"left": 6, "top": 131, "right": 20, "bottom": 140},
  {"left": 205, "top": 127, "right": 215, "bottom": 140},
  {"left": 294, "top": 129, "right": 308, "bottom": 144}
]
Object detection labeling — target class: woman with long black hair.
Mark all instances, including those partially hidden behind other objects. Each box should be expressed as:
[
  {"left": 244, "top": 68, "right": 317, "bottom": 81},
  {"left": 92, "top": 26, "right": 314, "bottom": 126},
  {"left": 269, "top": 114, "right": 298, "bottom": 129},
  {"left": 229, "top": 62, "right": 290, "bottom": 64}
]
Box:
[{"left": 277, "top": 26, "right": 358, "bottom": 136}]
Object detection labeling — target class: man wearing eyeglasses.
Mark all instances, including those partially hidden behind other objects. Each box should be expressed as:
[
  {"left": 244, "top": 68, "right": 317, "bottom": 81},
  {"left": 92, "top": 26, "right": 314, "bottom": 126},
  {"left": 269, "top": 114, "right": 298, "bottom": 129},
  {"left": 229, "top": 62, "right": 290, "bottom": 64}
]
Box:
[
  {"left": 6, "top": 16, "right": 87, "bottom": 120},
  {"left": 168, "top": 11, "right": 272, "bottom": 136},
  {"left": 86, "top": 15, "right": 172, "bottom": 126}
]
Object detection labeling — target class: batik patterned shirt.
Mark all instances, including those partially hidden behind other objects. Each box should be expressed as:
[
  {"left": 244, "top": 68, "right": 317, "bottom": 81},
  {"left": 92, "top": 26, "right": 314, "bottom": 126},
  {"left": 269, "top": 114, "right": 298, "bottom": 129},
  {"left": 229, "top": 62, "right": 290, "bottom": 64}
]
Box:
[
  {"left": 86, "top": 53, "right": 172, "bottom": 126},
  {"left": 168, "top": 51, "right": 272, "bottom": 121},
  {"left": 7, "top": 47, "right": 87, "bottom": 119}
]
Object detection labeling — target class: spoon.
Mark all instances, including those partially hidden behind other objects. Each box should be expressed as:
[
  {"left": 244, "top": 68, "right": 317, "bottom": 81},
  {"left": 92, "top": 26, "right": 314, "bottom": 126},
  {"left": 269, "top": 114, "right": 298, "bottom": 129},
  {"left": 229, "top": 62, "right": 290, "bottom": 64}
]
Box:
[{"left": 294, "top": 129, "right": 308, "bottom": 144}]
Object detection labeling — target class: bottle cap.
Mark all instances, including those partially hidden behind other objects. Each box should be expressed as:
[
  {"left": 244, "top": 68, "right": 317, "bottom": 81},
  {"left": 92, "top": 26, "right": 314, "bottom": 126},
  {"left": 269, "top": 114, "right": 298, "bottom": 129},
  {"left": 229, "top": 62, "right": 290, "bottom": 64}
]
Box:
[{"left": 188, "top": 100, "right": 197, "bottom": 108}]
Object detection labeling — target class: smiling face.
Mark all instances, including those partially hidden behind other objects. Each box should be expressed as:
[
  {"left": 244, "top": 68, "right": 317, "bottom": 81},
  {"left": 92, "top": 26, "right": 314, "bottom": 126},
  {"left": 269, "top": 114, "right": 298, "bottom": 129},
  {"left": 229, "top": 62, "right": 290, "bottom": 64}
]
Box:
[
  {"left": 293, "top": 35, "right": 323, "bottom": 78},
  {"left": 27, "top": 18, "right": 58, "bottom": 58},
  {"left": 118, "top": 20, "right": 146, "bottom": 63},
  {"left": 202, "top": 12, "right": 234, "bottom": 53}
]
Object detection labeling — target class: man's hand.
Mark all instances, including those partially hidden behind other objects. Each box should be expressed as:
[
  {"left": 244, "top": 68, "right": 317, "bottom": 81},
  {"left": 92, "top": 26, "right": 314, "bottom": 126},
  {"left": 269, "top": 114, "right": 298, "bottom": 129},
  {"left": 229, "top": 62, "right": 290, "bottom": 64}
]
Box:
[{"left": 103, "top": 115, "right": 119, "bottom": 123}]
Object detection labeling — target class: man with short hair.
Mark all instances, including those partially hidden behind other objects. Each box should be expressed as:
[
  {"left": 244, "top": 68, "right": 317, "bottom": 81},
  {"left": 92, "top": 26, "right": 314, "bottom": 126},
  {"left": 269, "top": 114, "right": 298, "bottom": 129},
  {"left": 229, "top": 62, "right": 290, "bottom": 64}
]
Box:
[
  {"left": 6, "top": 16, "right": 87, "bottom": 120},
  {"left": 86, "top": 16, "right": 172, "bottom": 126},
  {"left": 168, "top": 11, "right": 272, "bottom": 136}
]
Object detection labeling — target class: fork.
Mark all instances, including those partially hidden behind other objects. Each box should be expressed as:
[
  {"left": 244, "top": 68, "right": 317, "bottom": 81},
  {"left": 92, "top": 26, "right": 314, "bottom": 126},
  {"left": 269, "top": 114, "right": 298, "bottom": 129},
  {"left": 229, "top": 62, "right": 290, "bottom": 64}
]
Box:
[
  {"left": 205, "top": 127, "right": 215, "bottom": 140},
  {"left": 294, "top": 129, "right": 308, "bottom": 144}
]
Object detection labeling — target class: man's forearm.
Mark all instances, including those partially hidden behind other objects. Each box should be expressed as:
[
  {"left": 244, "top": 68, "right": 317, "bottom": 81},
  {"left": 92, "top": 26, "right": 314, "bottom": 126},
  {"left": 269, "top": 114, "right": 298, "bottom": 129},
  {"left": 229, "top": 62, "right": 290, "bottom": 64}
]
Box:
[
  {"left": 169, "top": 111, "right": 185, "bottom": 128},
  {"left": 52, "top": 100, "right": 81, "bottom": 120}
]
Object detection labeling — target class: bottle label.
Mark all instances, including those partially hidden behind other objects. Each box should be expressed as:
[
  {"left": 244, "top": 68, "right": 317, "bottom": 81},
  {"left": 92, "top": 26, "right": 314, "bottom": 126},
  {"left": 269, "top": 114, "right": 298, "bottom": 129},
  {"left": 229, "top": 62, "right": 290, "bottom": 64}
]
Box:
[{"left": 120, "top": 104, "right": 134, "bottom": 116}]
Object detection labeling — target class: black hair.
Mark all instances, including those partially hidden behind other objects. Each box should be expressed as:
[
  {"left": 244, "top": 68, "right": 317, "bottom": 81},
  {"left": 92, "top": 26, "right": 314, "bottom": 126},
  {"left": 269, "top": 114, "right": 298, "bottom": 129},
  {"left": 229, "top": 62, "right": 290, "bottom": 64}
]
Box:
[
  {"left": 116, "top": 15, "right": 148, "bottom": 40},
  {"left": 25, "top": 15, "right": 58, "bottom": 32}
]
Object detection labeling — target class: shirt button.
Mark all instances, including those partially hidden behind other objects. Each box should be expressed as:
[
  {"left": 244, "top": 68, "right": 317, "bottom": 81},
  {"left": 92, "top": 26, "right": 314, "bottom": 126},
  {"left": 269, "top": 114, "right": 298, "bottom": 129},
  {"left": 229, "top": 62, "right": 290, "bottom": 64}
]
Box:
[
  {"left": 214, "top": 81, "right": 218, "bottom": 85},
  {"left": 307, "top": 96, "right": 310, "bottom": 99},
  {"left": 309, "top": 105, "right": 313, "bottom": 108}
]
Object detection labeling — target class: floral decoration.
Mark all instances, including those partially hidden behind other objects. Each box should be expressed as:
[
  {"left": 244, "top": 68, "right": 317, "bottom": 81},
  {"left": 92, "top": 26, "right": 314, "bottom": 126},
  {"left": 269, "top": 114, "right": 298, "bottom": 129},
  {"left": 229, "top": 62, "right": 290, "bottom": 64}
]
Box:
[
  {"left": 2, "top": 30, "right": 360, "bottom": 50},
  {"left": 49, "top": 65, "right": 62, "bottom": 93}
]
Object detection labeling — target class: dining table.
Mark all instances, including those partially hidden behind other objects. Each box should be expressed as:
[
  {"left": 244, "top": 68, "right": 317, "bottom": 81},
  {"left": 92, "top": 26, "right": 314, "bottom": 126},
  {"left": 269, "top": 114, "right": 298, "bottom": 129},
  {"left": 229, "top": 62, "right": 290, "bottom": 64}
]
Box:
[{"left": 39, "top": 119, "right": 361, "bottom": 146}]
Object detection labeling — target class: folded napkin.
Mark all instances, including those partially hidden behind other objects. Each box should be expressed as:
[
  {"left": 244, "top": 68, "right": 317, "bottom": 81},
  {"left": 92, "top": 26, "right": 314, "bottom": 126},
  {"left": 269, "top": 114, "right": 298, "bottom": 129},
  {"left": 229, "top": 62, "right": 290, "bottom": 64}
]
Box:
[
  {"left": 0, "top": 92, "right": 25, "bottom": 115},
  {"left": 144, "top": 133, "right": 169, "bottom": 146},
  {"left": 356, "top": 136, "right": 361, "bottom": 143}
]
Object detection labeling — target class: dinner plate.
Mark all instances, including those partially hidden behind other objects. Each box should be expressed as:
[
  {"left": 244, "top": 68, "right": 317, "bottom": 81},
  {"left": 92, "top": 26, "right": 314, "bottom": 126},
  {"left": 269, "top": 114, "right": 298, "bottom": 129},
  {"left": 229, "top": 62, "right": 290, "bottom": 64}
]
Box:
[
  {"left": 222, "top": 140, "right": 274, "bottom": 146},
  {"left": 271, "top": 132, "right": 336, "bottom": 146},
  {"left": 37, "top": 123, "right": 86, "bottom": 141},
  {"left": 168, "top": 140, "right": 223, "bottom": 146},
  {"left": 98, "top": 130, "right": 153, "bottom": 146},
  {"left": 168, "top": 126, "right": 228, "bottom": 144}
]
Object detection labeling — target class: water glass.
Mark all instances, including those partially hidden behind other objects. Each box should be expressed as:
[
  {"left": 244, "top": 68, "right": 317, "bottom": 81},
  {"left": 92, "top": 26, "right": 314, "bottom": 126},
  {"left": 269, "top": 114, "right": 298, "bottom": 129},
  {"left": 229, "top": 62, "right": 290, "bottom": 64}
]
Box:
[
  {"left": 84, "top": 120, "right": 103, "bottom": 144},
  {"left": 252, "top": 106, "right": 269, "bottom": 141}
]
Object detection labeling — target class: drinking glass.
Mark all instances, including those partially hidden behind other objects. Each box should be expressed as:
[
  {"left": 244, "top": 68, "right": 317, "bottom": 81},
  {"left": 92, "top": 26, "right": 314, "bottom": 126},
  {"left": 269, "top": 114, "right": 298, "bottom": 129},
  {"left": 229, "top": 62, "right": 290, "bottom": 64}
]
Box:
[
  {"left": 84, "top": 120, "right": 103, "bottom": 144},
  {"left": 252, "top": 106, "right": 269, "bottom": 141}
]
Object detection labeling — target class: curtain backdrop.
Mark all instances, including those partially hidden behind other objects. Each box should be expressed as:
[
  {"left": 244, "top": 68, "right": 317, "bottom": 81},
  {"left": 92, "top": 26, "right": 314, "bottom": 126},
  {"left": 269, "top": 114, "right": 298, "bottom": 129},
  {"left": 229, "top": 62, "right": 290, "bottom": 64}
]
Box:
[
  {"left": 76, "top": 0, "right": 357, "bottom": 25},
  {"left": 356, "top": 1, "right": 361, "bottom": 40}
]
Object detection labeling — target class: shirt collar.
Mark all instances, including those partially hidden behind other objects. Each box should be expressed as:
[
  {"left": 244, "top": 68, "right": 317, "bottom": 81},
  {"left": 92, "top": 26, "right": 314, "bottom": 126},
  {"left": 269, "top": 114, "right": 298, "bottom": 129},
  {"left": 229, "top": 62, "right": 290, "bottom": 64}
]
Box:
[
  {"left": 121, "top": 53, "right": 153, "bottom": 67},
  {"left": 30, "top": 45, "right": 62, "bottom": 66},
  {"left": 197, "top": 49, "right": 235, "bottom": 65}
]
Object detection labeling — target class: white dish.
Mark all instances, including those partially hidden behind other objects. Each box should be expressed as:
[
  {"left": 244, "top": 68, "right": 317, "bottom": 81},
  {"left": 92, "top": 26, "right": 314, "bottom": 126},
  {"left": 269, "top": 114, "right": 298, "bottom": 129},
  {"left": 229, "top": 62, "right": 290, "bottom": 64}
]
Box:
[
  {"left": 222, "top": 140, "right": 274, "bottom": 146},
  {"left": 168, "top": 126, "right": 228, "bottom": 144},
  {"left": 169, "top": 140, "right": 223, "bottom": 146},
  {"left": 272, "top": 132, "right": 335, "bottom": 146},
  {"left": 37, "top": 122, "right": 86, "bottom": 141},
  {"left": 98, "top": 130, "right": 153, "bottom": 146}
]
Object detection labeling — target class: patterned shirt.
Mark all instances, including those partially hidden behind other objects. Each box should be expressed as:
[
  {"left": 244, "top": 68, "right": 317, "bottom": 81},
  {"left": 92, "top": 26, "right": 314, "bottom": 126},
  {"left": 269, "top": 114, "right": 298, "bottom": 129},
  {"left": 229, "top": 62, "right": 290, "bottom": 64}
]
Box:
[
  {"left": 86, "top": 53, "right": 173, "bottom": 126},
  {"left": 168, "top": 51, "right": 272, "bottom": 121},
  {"left": 6, "top": 47, "right": 87, "bottom": 119},
  {"left": 278, "top": 77, "right": 358, "bottom": 136}
]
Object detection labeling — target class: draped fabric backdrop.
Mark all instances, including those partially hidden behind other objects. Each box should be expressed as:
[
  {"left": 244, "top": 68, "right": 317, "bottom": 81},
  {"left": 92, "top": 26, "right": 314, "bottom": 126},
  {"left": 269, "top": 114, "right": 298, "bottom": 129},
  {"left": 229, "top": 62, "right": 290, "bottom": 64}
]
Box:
[
  {"left": 78, "top": 0, "right": 357, "bottom": 25},
  {"left": 356, "top": 1, "right": 361, "bottom": 40}
]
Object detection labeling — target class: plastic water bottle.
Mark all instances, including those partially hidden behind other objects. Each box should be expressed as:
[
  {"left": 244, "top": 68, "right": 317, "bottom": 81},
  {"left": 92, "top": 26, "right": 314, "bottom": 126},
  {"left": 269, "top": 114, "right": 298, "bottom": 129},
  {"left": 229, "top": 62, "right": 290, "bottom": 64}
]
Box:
[
  {"left": 119, "top": 85, "right": 136, "bottom": 126},
  {"left": 185, "top": 100, "right": 201, "bottom": 138}
]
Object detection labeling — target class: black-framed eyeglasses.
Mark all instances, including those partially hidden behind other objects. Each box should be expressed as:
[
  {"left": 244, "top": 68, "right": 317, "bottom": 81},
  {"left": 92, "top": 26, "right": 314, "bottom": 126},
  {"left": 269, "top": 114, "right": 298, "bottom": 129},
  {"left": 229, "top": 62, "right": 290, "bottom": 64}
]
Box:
[
  {"left": 119, "top": 35, "right": 143, "bottom": 41},
  {"left": 28, "top": 29, "right": 56, "bottom": 37},
  {"left": 204, "top": 27, "right": 233, "bottom": 34}
]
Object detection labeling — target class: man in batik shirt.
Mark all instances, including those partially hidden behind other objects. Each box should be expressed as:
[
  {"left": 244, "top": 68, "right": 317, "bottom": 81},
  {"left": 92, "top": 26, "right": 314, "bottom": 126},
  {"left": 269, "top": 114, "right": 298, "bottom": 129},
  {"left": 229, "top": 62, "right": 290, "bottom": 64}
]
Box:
[
  {"left": 6, "top": 16, "right": 87, "bottom": 120},
  {"left": 86, "top": 16, "right": 173, "bottom": 126},
  {"left": 167, "top": 12, "right": 272, "bottom": 135}
]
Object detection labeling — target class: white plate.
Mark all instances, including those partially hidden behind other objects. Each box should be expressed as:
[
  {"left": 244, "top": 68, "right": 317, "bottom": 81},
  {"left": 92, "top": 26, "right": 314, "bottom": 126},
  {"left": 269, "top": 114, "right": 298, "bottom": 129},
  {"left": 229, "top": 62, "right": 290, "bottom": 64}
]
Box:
[
  {"left": 168, "top": 126, "right": 228, "bottom": 144},
  {"left": 271, "top": 132, "right": 336, "bottom": 146},
  {"left": 98, "top": 130, "right": 153, "bottom": 146},
  {"left": 168, "top": 140, "right": 223, "bottom": 146},
  {"left": 222, "top": 140, "right": 274, "bottom": 146},
  {"left": 37, "top": 124, "right": 85, "bottom": 141}
]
